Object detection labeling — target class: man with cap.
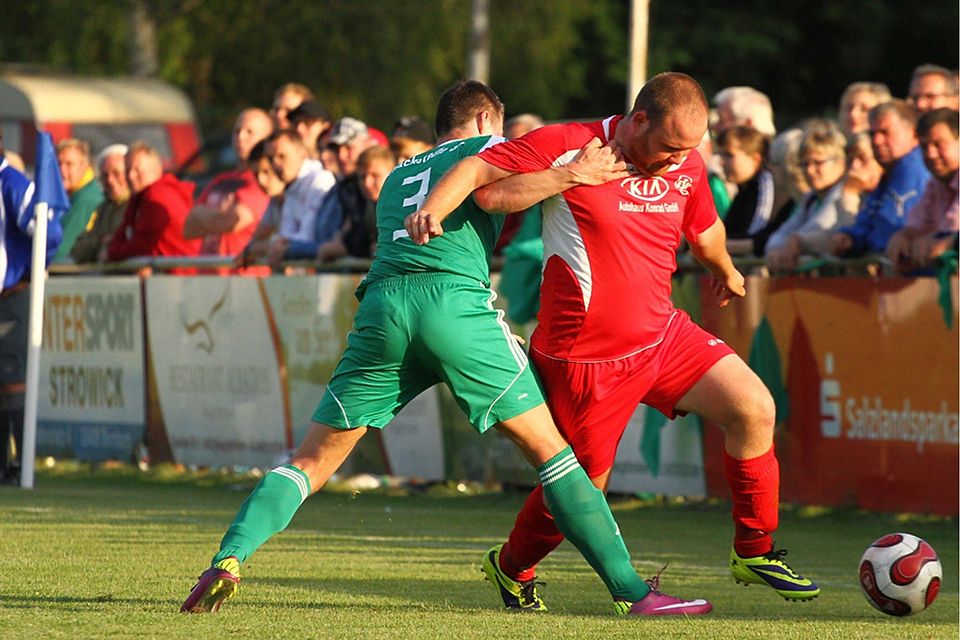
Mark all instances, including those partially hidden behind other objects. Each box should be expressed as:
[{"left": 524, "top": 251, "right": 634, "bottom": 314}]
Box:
[{"left": 328, "top": 117, "right": 379, "bottom": 178}]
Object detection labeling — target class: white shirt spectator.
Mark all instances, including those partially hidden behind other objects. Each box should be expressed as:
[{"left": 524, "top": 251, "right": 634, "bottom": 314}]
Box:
[{"left": 278, "top": 158, "right": 335, "bottom": 243}]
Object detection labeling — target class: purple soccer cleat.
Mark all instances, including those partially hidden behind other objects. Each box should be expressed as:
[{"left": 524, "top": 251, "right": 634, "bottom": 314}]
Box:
[
  {"left": 180, "top": 557, "right": 241, "bottom": 613},
  {"left": 614, "top": 566, "right": 713, "bottom": 616}
]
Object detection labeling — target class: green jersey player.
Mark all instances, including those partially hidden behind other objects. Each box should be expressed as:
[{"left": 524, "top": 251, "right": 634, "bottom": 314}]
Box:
[{"left": 181, "top": 81, "right": 711, "bottom": 617}]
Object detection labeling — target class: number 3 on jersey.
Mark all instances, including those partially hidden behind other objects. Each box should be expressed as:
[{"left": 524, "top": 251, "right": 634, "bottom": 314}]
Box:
[
  {"left": 402, "top": 168, "right": 432, "bottom": 211},
  {"left": 394, "top": 168, "right": 431, "bottom": 241}
]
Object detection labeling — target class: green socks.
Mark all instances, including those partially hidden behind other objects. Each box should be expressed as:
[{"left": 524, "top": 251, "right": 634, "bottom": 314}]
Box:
[
  {"left": 538, "top": 447, "right": 650, "bottom": 602},
  {"left": 213, "top": 464, "right": 311, "bottom": 565},
  {"left": 212, "top": 453, "right": 649, "bottom": 603}
]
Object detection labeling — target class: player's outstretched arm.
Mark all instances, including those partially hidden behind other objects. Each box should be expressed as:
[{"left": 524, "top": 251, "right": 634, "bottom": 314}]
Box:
[
  {"left": 688, "top": 218, "right": 745, "bottom": 307},
  {"left": 405, "top": 157, "right": 513, "bottom": 245},
  {"left": 474, "top": 138, "right": 629, "bottom": 214}
]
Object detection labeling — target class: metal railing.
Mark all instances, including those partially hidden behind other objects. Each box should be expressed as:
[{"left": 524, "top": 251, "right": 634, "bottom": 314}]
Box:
[{"left": 47, "top": 253, "right": 925, "bottom": 277}]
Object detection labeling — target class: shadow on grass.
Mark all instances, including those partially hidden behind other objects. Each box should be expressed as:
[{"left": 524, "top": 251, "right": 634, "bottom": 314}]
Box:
[
  {"left": 241, "top": 575, "right": 898, "bottom": 622},
  {"left": 0, "top": 593, "right": 158, "bottom": 610}
]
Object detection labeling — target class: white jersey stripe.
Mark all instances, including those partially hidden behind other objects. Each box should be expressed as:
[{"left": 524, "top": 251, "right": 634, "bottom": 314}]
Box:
[
  {"left": 482, "top": 364, "right": 528, "bottom": 431},
  {"left": 531, "top": 311, "right": 681, "bottom": 364},
  {"left": 324, "top": 388, "right": 352, "bottom": 429},
  {"left": 601, "top": 116, "right": 617, "bottom": 142},
  {"left": 486, "top": 288, "right": 527, "bottom": 368},
  {"left": 541, "top": 190, "right": 593, "bottom": 311}
]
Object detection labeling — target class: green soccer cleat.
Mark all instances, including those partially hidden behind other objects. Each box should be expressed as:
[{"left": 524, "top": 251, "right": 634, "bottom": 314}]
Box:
[
  {"left": 180, "top": 556, "right": 241, "bottom": 613},
  {"left": 730, "top": 547, "right": 820, "bottom": 601},
  {"left": 481, "top": 544, "right": 547, "bottom": 611}
]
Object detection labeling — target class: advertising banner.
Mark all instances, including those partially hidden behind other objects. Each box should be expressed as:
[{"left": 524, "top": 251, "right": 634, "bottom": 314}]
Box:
[
  {"left": 260, "top": 274, "right": 361, "bottom": 445},
  {"left": 39, "top": 276, "right": 145, "bottom": 460},
  {"left": 145, "top": 276, "right": 287, "bottom": 469},
  {"left": 260, "top": 274, "right": 446, "bottom": 480},
  {"left": 701, "top": 276, "right": 959, "bottom": 514}
]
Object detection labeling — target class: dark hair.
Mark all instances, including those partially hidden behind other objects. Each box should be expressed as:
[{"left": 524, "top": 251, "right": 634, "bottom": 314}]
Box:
[
  {"left": 434, "top": 80, "right": 504, "bottom": 138},
  {"left": 717, "top": 125, "right": 770, "bottom": 162},
  {"left": 392, "top": 116, "right": 435, "bottom": 144},
  {"left": 917, "top": 108, "right": 959, "bottom": 139},
  {"left": 631, "top": 72, "right": 708, "bottom": 123},
  {"left": 288, "top": 101, "right": 332, "bottom": 125},
  {"left": 248, "top": 140, "right": 268, "bottom": 163}
]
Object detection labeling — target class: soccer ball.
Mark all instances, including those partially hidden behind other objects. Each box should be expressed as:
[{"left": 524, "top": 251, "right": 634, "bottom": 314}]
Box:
[{"left": 859, "top": 532, "right": 942, "bottom": 616}]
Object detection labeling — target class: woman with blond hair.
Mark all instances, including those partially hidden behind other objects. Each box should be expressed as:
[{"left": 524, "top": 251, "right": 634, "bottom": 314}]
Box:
[
  {"left": 765, "top": 119, "right": 852, "bottom": 270},
  {"left": 838, "top": 82, "right": 891, "bottom": 138}
]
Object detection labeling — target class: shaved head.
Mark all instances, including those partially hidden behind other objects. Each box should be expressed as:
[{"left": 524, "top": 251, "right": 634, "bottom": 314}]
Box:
[{"left": 631, "top": 72, "right": 709, "bottom": 124}]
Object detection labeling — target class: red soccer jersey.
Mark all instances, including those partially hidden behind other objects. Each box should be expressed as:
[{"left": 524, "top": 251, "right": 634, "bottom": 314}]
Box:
[{"left": 479, "top": 116, "right": 718, "bottom": 361}]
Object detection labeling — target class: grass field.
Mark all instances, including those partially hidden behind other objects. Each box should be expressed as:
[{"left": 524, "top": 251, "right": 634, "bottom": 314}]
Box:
[{"left": 0, "top": 464, "right": 956, "bottom": 640}]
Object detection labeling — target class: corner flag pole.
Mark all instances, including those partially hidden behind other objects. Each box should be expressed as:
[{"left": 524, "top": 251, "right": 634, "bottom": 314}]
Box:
[
  {"left": 19, "top": 131, "right": 67, "bottom": 490},
  {"left": 19, "top": 199, "right": 48, "bottom": 490}
]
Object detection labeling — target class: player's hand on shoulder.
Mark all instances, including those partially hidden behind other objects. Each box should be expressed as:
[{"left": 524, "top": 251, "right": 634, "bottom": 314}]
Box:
[
  {"left": 404, "top": 209, "right": 444, "bottom": 245},
  {"left": 568, "top": 137, "right": 629, "bottom": 186}
]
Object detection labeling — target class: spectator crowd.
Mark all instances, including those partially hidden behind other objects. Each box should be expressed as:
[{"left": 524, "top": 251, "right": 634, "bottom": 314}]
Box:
[{"left": 7, "top": 65, "right": 960, "bottom": 278}]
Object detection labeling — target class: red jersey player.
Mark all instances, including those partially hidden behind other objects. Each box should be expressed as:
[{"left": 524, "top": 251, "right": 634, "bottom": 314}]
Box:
[{"left": 406, "top": 72, "right": 819, "bottom": 608}]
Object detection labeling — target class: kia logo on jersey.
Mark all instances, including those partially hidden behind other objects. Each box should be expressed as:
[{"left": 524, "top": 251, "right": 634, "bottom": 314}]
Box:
[{"left": 620, "top": 175, "right": 669, "bottom": 202}]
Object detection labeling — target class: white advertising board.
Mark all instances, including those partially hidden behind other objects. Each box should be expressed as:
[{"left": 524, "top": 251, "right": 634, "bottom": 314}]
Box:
[
  {"left": 39, "top": 276, "right": 145, "bottom": 460},
  {"left": 146, "top": 276, "right": 287, "bottom": 469}
]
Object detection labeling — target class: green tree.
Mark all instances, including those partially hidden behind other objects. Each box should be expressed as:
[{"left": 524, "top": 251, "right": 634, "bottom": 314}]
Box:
[{"left": 1, "top": 0, "right": 956, "bottom": 137}]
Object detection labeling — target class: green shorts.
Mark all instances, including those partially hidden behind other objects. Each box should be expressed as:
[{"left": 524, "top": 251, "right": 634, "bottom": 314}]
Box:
[{"left": 312, "top": 272, "right": 544, "bottom": 433}]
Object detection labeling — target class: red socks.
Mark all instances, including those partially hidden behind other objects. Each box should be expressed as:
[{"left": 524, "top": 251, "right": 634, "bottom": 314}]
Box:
[
  {"left": 498, "top": 485, "right": 564, "bottom": 582},
  {"left": 724, "top": 445, "right": 779, "bottom": 558},
  {"left": 499, "top": 445, "right": 780, "bottom": 578}
]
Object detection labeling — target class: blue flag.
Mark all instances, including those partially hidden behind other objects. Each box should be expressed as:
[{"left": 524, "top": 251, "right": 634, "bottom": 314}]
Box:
[
  {"left": 34, "top": 132, "right": 70, "bottom": 212},
  {"left": 32, "top": 132, "right": 67, "bottom": 255}
]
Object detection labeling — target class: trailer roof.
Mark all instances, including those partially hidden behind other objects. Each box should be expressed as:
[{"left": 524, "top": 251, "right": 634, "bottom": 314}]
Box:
[{"left": 0, "top": 73, "right": 196, "bottom": 123}]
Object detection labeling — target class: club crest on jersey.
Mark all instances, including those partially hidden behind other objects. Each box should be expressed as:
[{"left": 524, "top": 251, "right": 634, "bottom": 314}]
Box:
[
  {"left": 620, "top": 175, "right": 669, "bottom": 202},
  {"left": 674, "top": 175, "right": 693, "bottom": 196}
]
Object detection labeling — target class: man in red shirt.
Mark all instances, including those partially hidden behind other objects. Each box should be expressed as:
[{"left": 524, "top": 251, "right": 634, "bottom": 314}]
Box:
[
  {"left": 407, "top": 72, "right": 819, "bottom": 607},
  {"left": 184, "top": 108, "right": 273, "bottom": 269},
  {"left": 107, "top": 142, "right": 200, "bottom": 261}
]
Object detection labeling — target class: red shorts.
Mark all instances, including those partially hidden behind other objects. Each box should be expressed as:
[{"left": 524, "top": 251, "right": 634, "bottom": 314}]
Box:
[{"left": 530, "top": 310, "right": 734, "bottom": 477}]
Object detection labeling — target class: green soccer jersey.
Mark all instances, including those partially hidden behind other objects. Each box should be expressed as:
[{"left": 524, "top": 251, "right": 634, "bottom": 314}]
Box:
[{"left": 363, "top": 136, "right": 504, "bottom": 290}]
